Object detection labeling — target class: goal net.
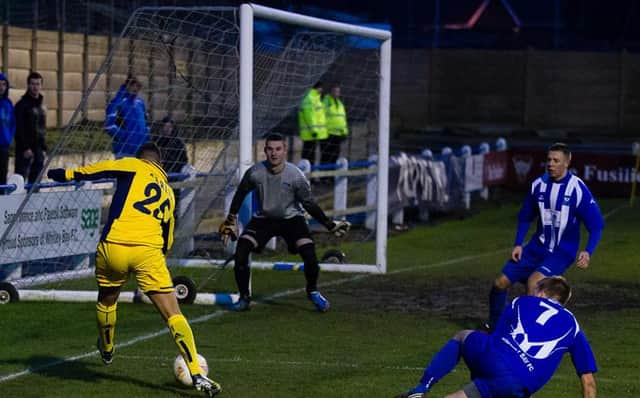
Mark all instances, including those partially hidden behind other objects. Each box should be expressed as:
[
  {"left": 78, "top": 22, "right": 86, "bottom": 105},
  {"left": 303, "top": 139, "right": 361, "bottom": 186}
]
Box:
[{"left": 0, "top": 4, "right": 390, "bottom": 304}]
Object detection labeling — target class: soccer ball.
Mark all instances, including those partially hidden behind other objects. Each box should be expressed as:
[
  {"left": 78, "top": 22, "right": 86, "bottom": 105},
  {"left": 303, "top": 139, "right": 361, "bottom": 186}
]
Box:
[{"left": 173, "top": 353, "right": 209, "bottom": 386}]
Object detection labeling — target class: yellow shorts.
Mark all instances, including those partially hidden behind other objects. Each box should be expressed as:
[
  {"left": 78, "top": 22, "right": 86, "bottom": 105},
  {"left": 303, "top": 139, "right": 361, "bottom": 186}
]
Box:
[{"left": 95, "top": 241, "right": 174, "bottom": 294}]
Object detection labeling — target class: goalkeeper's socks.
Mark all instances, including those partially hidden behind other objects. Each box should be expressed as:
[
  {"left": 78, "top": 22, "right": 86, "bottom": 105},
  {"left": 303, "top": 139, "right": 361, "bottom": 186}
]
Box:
[
  {"left": 418, "top": 339, "right": 461, "bottom": 393},
  {"left": 96, "top": 302, "right": 117, "bottom": 354},
  {"left": 298, "top": 243, "right": 319, "bottom": 291},
  {"left": 168, "top": 314, "right": 202, "bottom": 376},
  {"left": 234, "top": 240, "right": 253, "bottom": 297},
  {"left": 488, "top": 286, "right": 507, "bottom": 329}
]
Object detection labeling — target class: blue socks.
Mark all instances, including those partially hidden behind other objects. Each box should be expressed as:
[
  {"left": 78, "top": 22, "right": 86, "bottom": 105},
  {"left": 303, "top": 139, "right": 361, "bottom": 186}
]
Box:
[
  {"left": 489, "top": 286, "right": 507, "bottom": 329},
  {"left": 416, "top": 339, "right": 461, "bottom": 393}
]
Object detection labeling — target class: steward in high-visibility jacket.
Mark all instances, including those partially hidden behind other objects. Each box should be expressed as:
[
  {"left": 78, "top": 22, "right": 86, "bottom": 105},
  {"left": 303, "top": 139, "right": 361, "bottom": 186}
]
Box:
[
  {"left": 298, "top": 86, "right": 327, "bottom": 141},
  {"left": 319, "top": 85, "right": 349, "bottom": 168},
  {"left": 298, "top": 82, "right": 327, "bottom": 164},
  {"left": 323, "top": 93, "right": 348, "bottom": 138}
]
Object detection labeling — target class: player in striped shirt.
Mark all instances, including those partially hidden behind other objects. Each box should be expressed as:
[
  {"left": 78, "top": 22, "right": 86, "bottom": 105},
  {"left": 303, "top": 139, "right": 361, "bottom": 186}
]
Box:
[{"left": 486, "top": 143, "right": 604, "bottom": 330}]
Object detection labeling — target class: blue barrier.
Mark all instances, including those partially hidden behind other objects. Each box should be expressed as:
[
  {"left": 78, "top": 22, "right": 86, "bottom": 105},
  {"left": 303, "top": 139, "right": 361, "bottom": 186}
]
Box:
[
  {"left": 272, "top": 263, "right": 305, "bottom": 271},
  {"left": 0, "top": 171, "right": 232, "bottom": 193},
  {"left": 309, "top": 159, "right": 376, "bottom": 171}
]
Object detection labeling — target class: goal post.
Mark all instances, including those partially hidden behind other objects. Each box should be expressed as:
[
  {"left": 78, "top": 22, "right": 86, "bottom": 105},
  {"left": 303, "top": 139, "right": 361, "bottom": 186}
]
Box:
[{"left": 239, "top": 3, "right": 391, "bottom": 274}]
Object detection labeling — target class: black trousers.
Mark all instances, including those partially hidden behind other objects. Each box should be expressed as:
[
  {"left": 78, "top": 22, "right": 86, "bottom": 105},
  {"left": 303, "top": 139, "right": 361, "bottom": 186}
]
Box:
[
  {"left": 15, "top": 148, "right": 45, "bottom": 184},
  {"left": 302, "top": 140, "right": 319, "bottom": 165},
  {"left": 0, "top": 146, "right": 8, "bottom": 186},
  {"left": 320, "top": 135, "right": 345, "bottom": 166}
]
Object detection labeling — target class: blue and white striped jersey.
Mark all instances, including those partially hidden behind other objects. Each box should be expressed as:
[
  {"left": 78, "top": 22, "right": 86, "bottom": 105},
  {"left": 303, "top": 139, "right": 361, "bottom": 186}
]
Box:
[
  {"left": 515, "top": 172, "right": 604, "bottom": 257},
  {"left": 493, "top": 295, "right": 597, "bottom": 394}
]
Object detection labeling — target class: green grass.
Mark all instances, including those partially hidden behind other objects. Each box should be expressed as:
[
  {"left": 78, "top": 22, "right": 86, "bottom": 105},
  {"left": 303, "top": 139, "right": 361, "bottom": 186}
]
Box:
[{"left": 0, "top": 198, "right": 639, "bottom": 397}]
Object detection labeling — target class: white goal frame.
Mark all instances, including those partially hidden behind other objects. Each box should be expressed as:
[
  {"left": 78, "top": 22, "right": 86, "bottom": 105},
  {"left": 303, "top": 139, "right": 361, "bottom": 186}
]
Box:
[{"left": 239, "top": 3, "right": 391, "bottom": 274}]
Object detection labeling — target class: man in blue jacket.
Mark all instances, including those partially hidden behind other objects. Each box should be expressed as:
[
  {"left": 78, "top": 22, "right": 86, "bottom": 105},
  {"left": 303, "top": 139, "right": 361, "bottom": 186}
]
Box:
[
  {"left": 105, "top": 76, "right": 149, "bottom": 158},
  {"left": 0, "top": 73, "right": 15, "bottom": 189}
]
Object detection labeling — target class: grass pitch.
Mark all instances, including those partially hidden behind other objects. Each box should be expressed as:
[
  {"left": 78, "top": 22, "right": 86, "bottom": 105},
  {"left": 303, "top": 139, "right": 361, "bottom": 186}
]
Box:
[{"left": 0, "top": 197, "right": 638, "bottom": 397}]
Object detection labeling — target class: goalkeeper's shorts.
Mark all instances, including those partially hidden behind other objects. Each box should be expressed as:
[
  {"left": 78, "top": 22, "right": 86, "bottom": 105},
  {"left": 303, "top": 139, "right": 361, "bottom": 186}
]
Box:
[
  {"left": 241, "top": 215, "right": 312, "bottom": 254},
  {"left": 95, "top": 241, "right": 174, "bottom": 294}
]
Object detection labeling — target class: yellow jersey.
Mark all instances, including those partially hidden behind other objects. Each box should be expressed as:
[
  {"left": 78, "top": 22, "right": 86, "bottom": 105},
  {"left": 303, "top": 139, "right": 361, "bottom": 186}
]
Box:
[{"left": 64, "top": 158, "right": 175, "bottom": 252}]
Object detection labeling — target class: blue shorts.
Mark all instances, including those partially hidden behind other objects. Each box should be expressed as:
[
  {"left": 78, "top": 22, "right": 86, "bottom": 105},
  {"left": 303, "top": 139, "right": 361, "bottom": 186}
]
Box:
[
  {"left": 462, "top": 332, "right": 530, "bottom": 398},
  {"left": 501, "top": 241, "right": 575, "bottom": 284}
]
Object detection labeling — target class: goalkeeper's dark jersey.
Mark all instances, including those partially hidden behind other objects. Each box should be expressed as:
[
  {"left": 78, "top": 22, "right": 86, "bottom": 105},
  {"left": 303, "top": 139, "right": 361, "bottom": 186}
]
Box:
[
  {"left": 64, "top": 158, "right": 175, "bottom": 252},
  {"left": 230, "top": 161, "right": 331, "bottom": 228}
]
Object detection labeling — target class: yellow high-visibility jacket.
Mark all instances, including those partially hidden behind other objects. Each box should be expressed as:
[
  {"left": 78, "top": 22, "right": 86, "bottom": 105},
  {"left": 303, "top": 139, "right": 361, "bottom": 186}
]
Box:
[
  {"left": 298, "top": 88, "right": 327, "bottom": 141},
  {"left": 323, "top": 94, "right": 348, "bottom": 137}
]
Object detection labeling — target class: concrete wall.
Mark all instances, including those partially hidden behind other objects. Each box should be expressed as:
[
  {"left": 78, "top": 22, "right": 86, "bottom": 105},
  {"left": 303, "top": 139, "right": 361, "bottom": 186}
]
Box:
[
  {"left": 391, "top": 48, "right": 640, "bottom": 136},
  {"left": 1, "top": 26, "right": 108, "bottom": 128}
]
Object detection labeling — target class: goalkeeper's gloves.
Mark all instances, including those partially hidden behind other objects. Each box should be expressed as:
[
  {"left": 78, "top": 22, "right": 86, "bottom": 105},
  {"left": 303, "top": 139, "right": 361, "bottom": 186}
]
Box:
[
  {"left": 328, "top": 220, "right": 351, "bottom": 238},
  {"left": 47, "top": 168, "right": 67, "bottom": 183},
  {"left": 218, "top": 213, "right": 238, "bottom": 246}
]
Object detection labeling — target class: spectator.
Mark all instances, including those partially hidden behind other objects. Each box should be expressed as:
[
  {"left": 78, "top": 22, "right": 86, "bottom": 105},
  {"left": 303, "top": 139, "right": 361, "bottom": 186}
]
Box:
[
  {"left": 298, "top": 81, "right": 327, "bottom": 166},
  {"left": 14, "top": 72, "right": 47, "bottom": 184},
  {"left": 154, "top": 116, "right": 189, "bottom": 220},
  {"left": 154, "top": 116, "right": 188, "bottom": 173},
  {"left": 0, "top": 73, "right": 15, "bottom": 188},
  {"left": 321, "top": 84, "right": 349, "bottom": 166},
  {"left": 105, "top": 76, "right": 149, "bottom": 158}
]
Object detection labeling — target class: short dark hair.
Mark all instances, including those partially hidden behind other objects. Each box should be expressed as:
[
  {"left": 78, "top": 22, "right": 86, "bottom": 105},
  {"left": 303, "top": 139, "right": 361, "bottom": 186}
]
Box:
[
  {"left": 313, "top": 81, "right": 323, "bottom": 89},
  {"left": 264, "top": 132, "right": 285, "bottom": 143},
  {"left": 548, "top": 142, "right": 571, "bottom": 156},
  {"left": 136, "top": 142, "right": 162, "bottom": 160},
  {"left": 27, "top": 72, "right": 43, "bottom": 83},
  {"left": 161, "top": 115, "right": 174, "bottom": 124},
  {"left": 125, "top": 75, "right": 142, "bottom": 88},
  {"left": 536, "top": 276, "right": 572, "bottom": 305}
]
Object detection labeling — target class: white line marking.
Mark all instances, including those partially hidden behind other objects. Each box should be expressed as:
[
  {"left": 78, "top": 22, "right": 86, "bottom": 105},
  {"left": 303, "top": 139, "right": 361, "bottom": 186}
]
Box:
[
  {"left": 602, "top": 204, "right": 625, "bottom": 220},
  {"left": 109, "top": 354, "right": 617, "bottom": 383},
  {"left": 0, "top": 250, "right": 503, "bottom": 383},
  {"left": 0, "top": 203, "right": 624, "bottom": 383}
]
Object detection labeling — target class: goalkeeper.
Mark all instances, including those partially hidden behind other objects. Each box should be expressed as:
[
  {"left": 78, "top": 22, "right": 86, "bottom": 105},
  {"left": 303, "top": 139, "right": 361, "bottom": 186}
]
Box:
[{"left": 219, "top": 133, "right": 350, "bottom": 312}]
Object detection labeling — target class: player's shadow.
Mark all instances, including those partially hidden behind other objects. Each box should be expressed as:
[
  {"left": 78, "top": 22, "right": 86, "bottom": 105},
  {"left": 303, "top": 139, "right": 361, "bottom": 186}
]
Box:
[
  {"left": 254, "top": 295, "right": 319, "bottom": 313},
  {"left": 0, "top": 355, "right": 202, "bottom": 396}
]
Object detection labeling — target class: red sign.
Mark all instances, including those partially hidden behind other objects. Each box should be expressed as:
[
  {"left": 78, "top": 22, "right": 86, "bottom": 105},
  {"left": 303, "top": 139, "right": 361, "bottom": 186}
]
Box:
[
  {"left": 507, "top": 149, "right": 640, "bottom": 197},
  {"left": 483, "top": 151, "right": 509, "bottom": 186}
]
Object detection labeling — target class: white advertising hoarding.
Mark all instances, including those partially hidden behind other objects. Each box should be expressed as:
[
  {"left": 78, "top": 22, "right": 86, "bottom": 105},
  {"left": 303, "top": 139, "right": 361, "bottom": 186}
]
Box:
[
  {"left": 465, "top": 154, "right": 485, "bottom": 192},
  {"left": 0, "top": 190, "right": 102, "bottom": 264}
]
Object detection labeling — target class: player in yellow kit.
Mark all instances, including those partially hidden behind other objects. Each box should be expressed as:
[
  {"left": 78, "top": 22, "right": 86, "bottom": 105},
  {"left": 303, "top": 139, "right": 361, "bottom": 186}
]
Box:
[{"left": 47, "top": 143, "right": 220, "bottom": 397}]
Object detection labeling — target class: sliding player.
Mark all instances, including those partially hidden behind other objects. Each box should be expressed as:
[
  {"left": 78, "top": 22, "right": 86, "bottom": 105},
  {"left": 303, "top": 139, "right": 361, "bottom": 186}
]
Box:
[{"left": 396, "top": 276, "right": 597, "bottom": 398}]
